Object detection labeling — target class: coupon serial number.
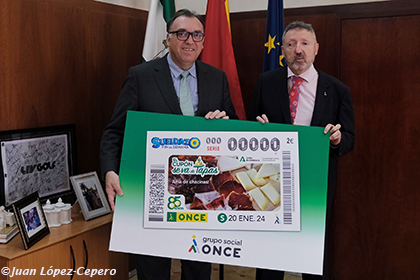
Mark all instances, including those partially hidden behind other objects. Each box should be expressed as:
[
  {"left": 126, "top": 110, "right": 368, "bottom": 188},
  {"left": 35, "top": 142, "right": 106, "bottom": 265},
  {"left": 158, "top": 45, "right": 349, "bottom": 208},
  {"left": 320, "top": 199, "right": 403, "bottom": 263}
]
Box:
[{"left": 228, "top": 214, "right": 265, "bottom": 222}]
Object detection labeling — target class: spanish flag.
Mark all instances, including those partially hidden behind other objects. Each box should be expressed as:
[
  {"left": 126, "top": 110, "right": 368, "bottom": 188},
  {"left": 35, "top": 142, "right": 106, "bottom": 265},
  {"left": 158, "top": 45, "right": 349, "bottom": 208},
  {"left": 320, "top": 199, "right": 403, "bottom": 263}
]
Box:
[{"left": 201, "top": 0, "right": 246, "bottom": 120}]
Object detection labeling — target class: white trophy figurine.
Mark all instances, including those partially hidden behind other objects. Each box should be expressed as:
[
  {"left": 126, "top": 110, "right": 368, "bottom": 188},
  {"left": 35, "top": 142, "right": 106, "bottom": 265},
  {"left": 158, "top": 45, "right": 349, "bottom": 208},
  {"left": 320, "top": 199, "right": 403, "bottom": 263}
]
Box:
[
  {"left": 5, "top": 209, "right": 16, "bottom": 227},
  {"left": 0, "top": 206, "right": 7, "bottom": 229}
]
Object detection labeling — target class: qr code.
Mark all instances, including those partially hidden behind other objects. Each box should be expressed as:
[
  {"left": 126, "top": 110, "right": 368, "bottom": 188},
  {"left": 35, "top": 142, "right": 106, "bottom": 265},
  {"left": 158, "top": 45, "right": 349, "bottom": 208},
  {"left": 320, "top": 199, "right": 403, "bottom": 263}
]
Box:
[{"left": 148, "top": 171, "right": 165, "bottom": 214}]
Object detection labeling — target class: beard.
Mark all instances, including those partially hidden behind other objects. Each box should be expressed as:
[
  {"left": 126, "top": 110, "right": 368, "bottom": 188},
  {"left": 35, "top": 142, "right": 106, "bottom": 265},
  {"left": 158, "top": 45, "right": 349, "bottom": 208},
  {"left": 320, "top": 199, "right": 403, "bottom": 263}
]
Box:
[{"left": 285, "top": 53, "right": 312, "bottom": 74}]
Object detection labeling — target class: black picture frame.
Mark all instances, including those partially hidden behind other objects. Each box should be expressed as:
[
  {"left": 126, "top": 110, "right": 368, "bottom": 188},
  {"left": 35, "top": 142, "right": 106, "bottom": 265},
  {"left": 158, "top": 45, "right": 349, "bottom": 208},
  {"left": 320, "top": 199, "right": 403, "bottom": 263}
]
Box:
[
  {"left": 12, "top": 192, "right": 50, "bottom": 250},
  {"left": 0, "top": 124, "right": 78, "bottom": 207}
]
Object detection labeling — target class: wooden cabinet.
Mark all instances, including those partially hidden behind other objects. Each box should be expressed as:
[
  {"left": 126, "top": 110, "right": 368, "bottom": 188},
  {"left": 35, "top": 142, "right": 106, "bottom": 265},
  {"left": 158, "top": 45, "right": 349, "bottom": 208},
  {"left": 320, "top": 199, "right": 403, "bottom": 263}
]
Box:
[{"left": 0, "top": 213, "right": 128, "bottom": 280}]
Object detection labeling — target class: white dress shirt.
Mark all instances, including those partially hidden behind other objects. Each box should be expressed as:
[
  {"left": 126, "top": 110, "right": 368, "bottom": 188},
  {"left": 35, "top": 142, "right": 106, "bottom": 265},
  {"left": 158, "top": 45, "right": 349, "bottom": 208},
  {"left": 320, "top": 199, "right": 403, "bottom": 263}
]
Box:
[{"left": 287, "top": 64, "right": 319, "bottom": 126}]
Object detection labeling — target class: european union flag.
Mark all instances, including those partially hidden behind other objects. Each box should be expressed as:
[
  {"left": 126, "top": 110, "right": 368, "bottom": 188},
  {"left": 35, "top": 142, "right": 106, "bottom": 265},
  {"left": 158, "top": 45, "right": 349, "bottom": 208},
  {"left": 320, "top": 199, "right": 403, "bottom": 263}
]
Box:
[{"left": 263, "top": 0, "right": 285, "bottom": 72}]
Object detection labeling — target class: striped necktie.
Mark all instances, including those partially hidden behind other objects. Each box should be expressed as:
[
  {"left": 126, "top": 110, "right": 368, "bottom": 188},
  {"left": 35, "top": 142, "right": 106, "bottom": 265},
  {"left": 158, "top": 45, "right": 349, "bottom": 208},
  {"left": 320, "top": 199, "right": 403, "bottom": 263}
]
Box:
[{"left": 179, "top": 71, "right": 194, "bottom": 116}]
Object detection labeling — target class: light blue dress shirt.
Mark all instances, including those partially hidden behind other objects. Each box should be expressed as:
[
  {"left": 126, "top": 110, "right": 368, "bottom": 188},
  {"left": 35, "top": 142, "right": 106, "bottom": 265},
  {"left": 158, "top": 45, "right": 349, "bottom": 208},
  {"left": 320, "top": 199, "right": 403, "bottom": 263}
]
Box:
[{"left": 167, "top": 54, "right": 199, "bottom": 113}]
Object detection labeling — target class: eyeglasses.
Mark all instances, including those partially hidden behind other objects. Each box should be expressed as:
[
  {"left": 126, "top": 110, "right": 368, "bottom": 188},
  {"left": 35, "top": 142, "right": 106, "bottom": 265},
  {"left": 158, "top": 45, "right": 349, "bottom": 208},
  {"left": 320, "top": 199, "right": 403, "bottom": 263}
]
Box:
[{"left": 168, "top": 29, "right": 205, "bottom": 42}]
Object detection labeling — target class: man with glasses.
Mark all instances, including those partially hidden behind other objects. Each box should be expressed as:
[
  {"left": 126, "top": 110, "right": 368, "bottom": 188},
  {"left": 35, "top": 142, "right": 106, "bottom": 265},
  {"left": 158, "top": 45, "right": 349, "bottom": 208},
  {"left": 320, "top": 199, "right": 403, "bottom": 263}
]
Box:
[{"left": 100, "top": 9, "right": 237, "bottom": 280}]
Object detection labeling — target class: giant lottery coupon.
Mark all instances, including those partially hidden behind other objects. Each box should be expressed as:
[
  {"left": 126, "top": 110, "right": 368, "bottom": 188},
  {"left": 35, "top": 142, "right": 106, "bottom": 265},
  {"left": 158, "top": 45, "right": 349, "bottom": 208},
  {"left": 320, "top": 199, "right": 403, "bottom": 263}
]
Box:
[
  {"left": 110, "top": 111, "right": 330, "bottom": 274},
  {"left": 144, "top": 131, "right": 300, "bottom": 231}
]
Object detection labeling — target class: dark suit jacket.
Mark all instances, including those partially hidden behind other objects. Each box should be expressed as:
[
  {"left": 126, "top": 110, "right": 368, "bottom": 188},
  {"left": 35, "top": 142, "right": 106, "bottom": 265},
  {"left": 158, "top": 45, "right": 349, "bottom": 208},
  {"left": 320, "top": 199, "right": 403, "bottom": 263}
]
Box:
[
  {"left": 248, "top": 65, "right": 355, "bottom": 218},
  {"left": 100, "top": 55, "right": 237, "bottom": 177}
]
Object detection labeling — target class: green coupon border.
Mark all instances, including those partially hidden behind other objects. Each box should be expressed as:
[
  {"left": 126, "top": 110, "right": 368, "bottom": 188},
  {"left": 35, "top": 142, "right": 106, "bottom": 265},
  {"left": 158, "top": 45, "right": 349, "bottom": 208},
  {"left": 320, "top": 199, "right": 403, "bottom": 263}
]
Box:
[{"left": 110, "top": 110, "right": 330, "bottom": 271}]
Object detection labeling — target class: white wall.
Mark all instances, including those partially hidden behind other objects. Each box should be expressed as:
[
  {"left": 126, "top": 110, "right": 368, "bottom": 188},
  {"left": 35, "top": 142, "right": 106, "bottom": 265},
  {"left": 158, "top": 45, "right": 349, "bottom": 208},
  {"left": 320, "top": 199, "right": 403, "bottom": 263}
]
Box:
[{"left": 96, "top": 0, "right": 389, "bottom": 13}]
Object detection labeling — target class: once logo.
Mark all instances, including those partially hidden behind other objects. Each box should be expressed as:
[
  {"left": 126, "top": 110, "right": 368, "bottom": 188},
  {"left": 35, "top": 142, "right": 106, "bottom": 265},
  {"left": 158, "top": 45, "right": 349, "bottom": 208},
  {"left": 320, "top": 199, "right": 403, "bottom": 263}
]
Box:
[{"left": 201, "top": 245, "right": 241, "bottom": 258}]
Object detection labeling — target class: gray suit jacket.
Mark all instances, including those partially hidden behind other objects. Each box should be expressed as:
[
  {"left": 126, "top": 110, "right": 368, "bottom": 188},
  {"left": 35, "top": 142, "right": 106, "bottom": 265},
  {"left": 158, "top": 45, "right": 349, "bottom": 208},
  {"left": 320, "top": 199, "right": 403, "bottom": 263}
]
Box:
[{"left": 100, "top": 56, "right": 237, "bottom": 176}]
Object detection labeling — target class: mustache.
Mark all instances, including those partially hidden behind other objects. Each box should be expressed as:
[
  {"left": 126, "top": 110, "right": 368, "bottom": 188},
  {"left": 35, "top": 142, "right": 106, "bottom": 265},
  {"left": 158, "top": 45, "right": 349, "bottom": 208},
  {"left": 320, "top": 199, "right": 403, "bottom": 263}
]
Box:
[{"left": 294, "top": 53, "right": 304, "bottom": 60}]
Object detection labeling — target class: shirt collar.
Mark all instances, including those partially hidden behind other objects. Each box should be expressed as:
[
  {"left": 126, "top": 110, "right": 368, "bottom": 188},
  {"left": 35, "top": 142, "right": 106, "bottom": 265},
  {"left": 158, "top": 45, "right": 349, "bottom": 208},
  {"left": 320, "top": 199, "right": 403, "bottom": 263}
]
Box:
[
  {"left": 287, "top": 64, "right": 318, "bottom": 82},
  {"left": 167, "top": 54, "right": 197, "bottom": 79}
]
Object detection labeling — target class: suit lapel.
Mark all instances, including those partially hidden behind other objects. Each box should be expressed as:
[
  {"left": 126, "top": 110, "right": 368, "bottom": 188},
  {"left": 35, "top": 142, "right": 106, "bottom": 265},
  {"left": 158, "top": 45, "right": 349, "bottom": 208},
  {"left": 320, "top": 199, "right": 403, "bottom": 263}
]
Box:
[
  {"left": 195, "top": 61, "right": 210, "bottom": 116},
  {"left": 153, "top": 57, "right": 183, "bottom": 115},
  {"left": 278, "top": 67, "right": 292, "bottom": 124},
  {"left": 311, "top": 71, "right": 329, "bottom": 126}
]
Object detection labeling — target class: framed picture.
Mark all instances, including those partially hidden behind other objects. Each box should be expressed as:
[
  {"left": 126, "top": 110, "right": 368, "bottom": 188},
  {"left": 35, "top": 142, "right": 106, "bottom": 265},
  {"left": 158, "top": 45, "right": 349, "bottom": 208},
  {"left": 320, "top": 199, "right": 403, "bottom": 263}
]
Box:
[
  {"left": 12, "top": 192, "right": 50, "bottom": 250},
  {"left": 70, "top": 172, "right": 111, "bottom": 220},
  {"left": 0, "top": 124, "right": 78, "bottom": 207}
]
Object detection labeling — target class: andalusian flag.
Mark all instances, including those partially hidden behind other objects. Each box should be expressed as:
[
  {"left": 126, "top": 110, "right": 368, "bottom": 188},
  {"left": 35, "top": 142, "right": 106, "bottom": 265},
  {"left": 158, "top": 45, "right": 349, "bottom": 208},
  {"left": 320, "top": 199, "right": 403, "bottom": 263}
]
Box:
[
  {"left": 263, "top": 0, "right": 285, "bottom": 72},
  {"left": 142, "top": 0, "right": 176, "bottom": 62},
  {"left": 201, "top": 0, "right": 246, "bottom": 120}
]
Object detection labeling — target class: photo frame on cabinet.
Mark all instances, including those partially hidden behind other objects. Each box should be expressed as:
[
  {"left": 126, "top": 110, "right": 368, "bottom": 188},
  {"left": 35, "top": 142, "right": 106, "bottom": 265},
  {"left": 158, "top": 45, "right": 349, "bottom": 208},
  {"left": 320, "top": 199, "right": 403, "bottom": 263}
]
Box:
[
  {"left": 12, "top": 192, "right": 50, "bottom": 250},
  {"left": 70, "top": 172, "right": 111, "bottom": 220}
]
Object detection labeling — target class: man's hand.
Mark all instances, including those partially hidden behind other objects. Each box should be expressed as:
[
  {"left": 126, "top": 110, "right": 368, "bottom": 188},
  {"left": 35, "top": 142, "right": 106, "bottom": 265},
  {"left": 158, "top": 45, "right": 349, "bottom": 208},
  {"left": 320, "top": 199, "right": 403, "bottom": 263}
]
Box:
[
  {"left": 105, "top": 171, "right": 123, "bottom": 211},
  {"left": 324, "top": 124, "right": 342, "bottom": 146},
  {"left": 256, "top": 114, "right": 269, "bottom": 124},
  {"left": 205, "top": 110, "right": 229, "bottom": 119}
]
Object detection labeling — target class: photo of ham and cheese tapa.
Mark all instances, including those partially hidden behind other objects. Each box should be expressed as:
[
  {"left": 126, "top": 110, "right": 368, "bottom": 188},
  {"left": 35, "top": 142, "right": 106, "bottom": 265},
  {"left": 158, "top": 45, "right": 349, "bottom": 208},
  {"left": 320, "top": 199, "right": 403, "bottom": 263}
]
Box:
[{"left": 168, "top": 155, "right": 281, "bottom": 211}]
